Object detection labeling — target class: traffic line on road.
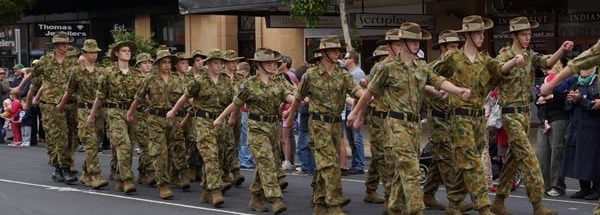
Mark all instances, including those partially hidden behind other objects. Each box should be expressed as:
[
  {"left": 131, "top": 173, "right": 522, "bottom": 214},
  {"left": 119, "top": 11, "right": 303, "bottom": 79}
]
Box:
[{"left": 0, "top": 178, "right": 255, "bottom": 215}]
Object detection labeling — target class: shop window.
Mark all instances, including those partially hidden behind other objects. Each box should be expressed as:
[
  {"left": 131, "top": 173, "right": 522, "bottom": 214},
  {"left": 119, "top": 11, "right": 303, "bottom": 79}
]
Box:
[{"left": 151, "top": 14, "right": 185, "bottom": 52}]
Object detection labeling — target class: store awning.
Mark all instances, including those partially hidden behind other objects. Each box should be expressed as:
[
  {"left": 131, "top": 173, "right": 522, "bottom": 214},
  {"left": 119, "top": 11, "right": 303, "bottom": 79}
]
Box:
[{"left": 179, "top": 0, "right": 285, "bottom": 14}]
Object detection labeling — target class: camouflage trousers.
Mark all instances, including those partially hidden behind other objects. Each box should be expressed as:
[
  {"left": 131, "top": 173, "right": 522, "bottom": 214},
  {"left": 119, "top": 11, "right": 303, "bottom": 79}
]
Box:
[
  {"left": 385, "top": 118, "right": 424, "bottom": 214},
  {"left": 496, "top": 113, "right": 544, "bottom": 203},
  {"left": 66, "top": 104, "right": 78, "bottom": 169},
  {"left": 105, "top": 108, "right": 136, "bottom": 181},
  {"left": 77, "top": 108, "right": 102, "bottom": 176},
  {"left": 594, "top": 202, "right": 600, "bottom": 215},
  {"left": 220, "top": 120, "right": 240, "bottom": 180},
  {"left": 447, "top": 115, "right": 491, "bottom": 210},
  {"left": 185, "top": 116, "right": 202, "bottom": 167},
  {"left": 365, "top": 115, "right": 390, "bottom": 195},
  {"left": 135, "top": 111, "right": 154, "bottom": 176},
  {"left": 308, "top": 119, "right": 344, "bottom": 206},
  {"left": 423, "top": 115, "right": 461, "bottom": 203},
  {"left": 272, "top": 125, "right": 286, "bottom": 180},
  {"left": 247, "top": 119, "right": 283, "bottom": 198},
  {"left": 146, "top": 114, "right": 187, "bottom": 186},
  {"left": 40, "top": 103, "right": 77, "bottom": 168},
  {"left": 195, "top": 117, "right": 226, "bottom": 190}
]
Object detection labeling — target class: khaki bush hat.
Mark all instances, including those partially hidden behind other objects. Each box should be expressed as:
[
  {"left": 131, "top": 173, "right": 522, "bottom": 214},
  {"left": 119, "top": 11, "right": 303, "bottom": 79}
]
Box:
[
  {"left": 502, "top": 16, "right": 539, "bottom": 34},
  {"left": 314, "top": 35, "right": 345, "bottom": 52},
  {"left": 110, "top": 41, "right": 136, "bottom": 62},
  {"left": 224, "top": 50, "right": 244, "bottom": 61},
  {"left": 157, "top": 45, "right": 169, "bottom": 52},
  {"left": 175, "top": 52, "right": 193, "bottom": 60},
  {"left": 247, "top": 48, "right": 282, "bottom": 62},
  {"left": 432, "top": 30, "right": 464, "bottom": 49},
  {"left": 67, "top": 45, "right": 80, "bottom": 57},
  {"left": 51, "top": 31, "right": 74, "bottom": 44},
  {"left": 376, "top": 29, "right": 400, "bottom": 45},
  {"left": 368, "top": 45, "right": 389, "bottom": 61},
  {"left": 192, "top": 50, "right": 207, "bottom": 59},
  {"left": 154, "top": 49, "right": 177, "bottom": 65},
  {"left": 135, "top": 53, "right": 154, "bottom": 66},
  {"left": 397, "top": 22, "right": 432, "bottom": 40},
  {"left": 202, "top": 49, "right": 228, "bottom": 62},
  {"left": 31, "top": 59, "right": 40, "bottom": 65},
  {"left": 81, "top": 39, "right": 102, "bottom": 53},
  {"left": 456, "top": 15, "right": 494, "bottom": 32}
]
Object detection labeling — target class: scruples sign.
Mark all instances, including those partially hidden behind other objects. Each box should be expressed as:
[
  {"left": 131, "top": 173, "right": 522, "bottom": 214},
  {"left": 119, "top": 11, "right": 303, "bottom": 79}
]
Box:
[
  {"left": 351, "top": 13, "right": 436, "bottom": 30},
  {"left": 34, "top": 23, "right": 89, "bottom": 37}
]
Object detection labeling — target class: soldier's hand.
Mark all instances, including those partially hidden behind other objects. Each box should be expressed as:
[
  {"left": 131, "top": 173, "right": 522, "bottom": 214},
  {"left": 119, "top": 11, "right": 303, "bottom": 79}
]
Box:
[
  {"left": 458, "top": 88, "right": 471, "bottom": 101},
  {"left": 561, "top": 41, "right": 574, "bottom": 52},
  {"left": 346, "top": 112, "right": 356, "bottom": 128},
  {"left": 55, "top": 104, "right": 64, "bottom": 113},
  {"left": 213, "top": 118, "right": 224, "bottom": 127},
  {"left": 126, "top": 112, "right": 135, "bottom": 124},
  {"left": 359, "top": 79, "right": 368, "bottom": 88},
  {"left": 32, "top": 96, "right": 40, "bottom": 106},
  {"left": 10, "top": 87, "right": 21, "bottom": 95},
  {"left": 514, "top": 54, "right": 525, "bottom": 66},
  {"left": 352, "top": 116, "right": 364, "bottom": 130},
  {"left": 439, "top": 90, "right": 449, "bottom": 100},
  {"left": 87, "top": 114, "right": 95, "bottom": 124},
  {"left": 166, "top": 110, "right": 175, "bottom": 120}
]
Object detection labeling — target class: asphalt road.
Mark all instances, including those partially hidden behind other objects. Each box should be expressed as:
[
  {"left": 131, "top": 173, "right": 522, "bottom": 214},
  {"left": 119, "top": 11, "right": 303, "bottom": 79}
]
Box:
[{"left": 0, "top": 145, "right": 597, "bottom": 215}]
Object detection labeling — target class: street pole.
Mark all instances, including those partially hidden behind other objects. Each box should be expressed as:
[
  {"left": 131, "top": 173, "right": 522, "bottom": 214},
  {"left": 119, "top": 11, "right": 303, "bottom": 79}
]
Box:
[{"left": 15, "top": 29, "right": 21, "bottom": 65}]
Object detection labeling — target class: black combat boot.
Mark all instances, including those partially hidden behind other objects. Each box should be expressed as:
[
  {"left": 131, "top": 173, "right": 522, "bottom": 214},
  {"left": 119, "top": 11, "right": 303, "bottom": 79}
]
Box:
[
  {"left": 62, "top": 168, "right": 78, "bottom": 185},
  {"left": 51, "top": 168, "right": 65, "bottom": 182}
]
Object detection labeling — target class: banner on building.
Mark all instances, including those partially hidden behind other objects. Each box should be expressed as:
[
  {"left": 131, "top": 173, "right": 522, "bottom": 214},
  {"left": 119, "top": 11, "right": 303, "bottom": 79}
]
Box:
[{"left": 350, "top": 13, "right": 436, "bottom": 30}]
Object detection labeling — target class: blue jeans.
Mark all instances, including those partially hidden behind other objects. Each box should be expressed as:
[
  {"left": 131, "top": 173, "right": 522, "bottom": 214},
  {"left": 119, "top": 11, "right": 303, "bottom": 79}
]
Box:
[
  {"left": 237, "top": 112, "right": 254, "bottom": 168},
  {"left": 296, "top": 130, "right": 315, "bottom": 173},
  {"left": 345, "top": 111, "right": 365, "bottom": 171}
]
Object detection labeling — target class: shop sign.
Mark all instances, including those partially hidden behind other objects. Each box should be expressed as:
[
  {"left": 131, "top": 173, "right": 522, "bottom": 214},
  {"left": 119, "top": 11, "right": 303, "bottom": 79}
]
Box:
[
  {"left": 351, "top": 13, "right": 436, "bottom": 29},
  {"left": 266, "top": 15, "right": 341, "bottom": 28},
  {"left": 35, "top": 23, "right": 89, "bottom": 37},
  {"left": 0, "top": 28, "right": 16, "bottom": 50},
  {"left": 491, "top": 15, "right": 556, "bottom": 40}
]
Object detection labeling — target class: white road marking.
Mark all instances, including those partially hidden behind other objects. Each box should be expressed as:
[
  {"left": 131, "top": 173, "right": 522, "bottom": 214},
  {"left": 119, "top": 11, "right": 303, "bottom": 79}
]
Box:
[{"left": 0, "top": 178, "right": 255, "bottom": 215}]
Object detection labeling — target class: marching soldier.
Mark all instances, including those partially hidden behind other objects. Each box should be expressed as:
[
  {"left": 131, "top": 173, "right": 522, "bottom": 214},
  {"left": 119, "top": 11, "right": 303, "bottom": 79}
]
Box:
[
  {"left": 222, "top": 50, "right": 246, "bottom": 186},
  {"left": 133, "top": 52, "right": 156, "bottom": 185},
  {"left": 57, "top": 39, "right": 109, "bottom": 189},
  {"left": 13, "top": 31, "right": 79, "bottom": 184},
  {"left": 286, "top": 35, "right": 363, "bottom": 215},
  {"left": 490, "top": 16, "right": 573, "bottom": 215},
  {"left": 348, "top": 23, "right": 471, "bottom": 215},
  {"left": 187, "top": 50, "right": 207, "bottom": 182},
  {"left": 88, "top": 41, "right": 142, "bottom": 194},
  {"left": 215, "top": 47, "right": 294, "bottom": 214},
  {"left": 167, "top": 49, "right": 234, "bottom": 207},
  {"left": 431, "top": 15, "right": 524, "bottom": 215},
  {"left": 422, "top": 30, "right": 473, "bottom": 212}
]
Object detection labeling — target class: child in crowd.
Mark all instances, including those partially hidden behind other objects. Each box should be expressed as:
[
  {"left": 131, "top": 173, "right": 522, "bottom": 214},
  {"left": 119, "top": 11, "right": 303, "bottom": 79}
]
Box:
[
  {"left": 8, "top": 92, "right": 22, "bottom": 146},
  {"left": 16, "top": 98, "right": 33, "bottom": 147}
]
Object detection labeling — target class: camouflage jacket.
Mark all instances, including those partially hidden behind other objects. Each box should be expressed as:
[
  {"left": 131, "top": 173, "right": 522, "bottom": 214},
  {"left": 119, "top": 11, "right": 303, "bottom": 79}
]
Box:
[
  {"left": 569, "top": 42, "right": 600, "bottom": 74},
  {"left": 96, "top": 66, "right": 144, "bottom": 105},
  {"left": 367, "top": 58, "right": 393, "bottom": 112},
  {"left": 425, "top": 57, "right": 451, "bottom": 112},
  {"left": 185, "top": 71, "right": 235, "bottom": 113},
  {"left": 294, "top": 64, "right": 360, "bottom": 115},
  {"left": 496, "top": 47, "right": 550, "bottom": 107},
  {"left": 234, "top": 75, "right": 293, "bottom": 116},
  {"left": 32, "top": 54, "right": 79, "bottom": 104},
  {"left": 436, "top": 49, "right": 504, "bottom": 109},
  {"left": 369, "top": 58, "right": 445, "bottom": 115},
  {"left": 135, "top": 72, "right": 180, "bottom": 109},
  {"left": 67, "top": 65, "right": 105, "bottom": 104}
]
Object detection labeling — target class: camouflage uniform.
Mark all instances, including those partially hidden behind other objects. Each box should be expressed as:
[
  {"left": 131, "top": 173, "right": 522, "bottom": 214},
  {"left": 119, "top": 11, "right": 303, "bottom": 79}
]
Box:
[
  {"left": 186, "top": 72, "right": 235, "bottom": 191},
  {"left": 494, "top": 47, "right": 550, "bottom": 203},
  {"left": 135, "top": 71, "right": 153, "bottom": 184},
  {"left": 422, "top": 57, "right": 460, "bottom": 202},
  {"left": 436, "top": 49, "right": 504, "bottom": 210},
  {"left": 368, "top": 58, "right": 445, "bottom": 214},
  {"left": 66, "top": 65, "right": 104, "bottom": 180},
  {"left": 167, "top": 74, "right": 191, "bottom": 186},
  {"left": 135, "top": 72, "right": 186, "bottom": 187},
  {"left": 272, "top": 73, "right": 295, "bottom": 181},
  {"left": 96, "top": 66, "right": 144, "bottom": 183},
  {"left": 365, "top": 60, "right": 392, "bottom": 197},
  {"left": 234, "top": 75, "right": 292, "bottom": 198},
  {"left": 295, "top": 64, "right": 360, "bottom": 207},
  {"left": 32, "top": 54, "right": 79, "bottom": 169}
]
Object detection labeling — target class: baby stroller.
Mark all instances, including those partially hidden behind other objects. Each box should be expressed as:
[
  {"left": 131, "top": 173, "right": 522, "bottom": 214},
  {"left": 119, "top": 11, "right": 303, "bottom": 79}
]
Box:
[
  {"left": 418, "top": 141, "right": 434, "bottom": 185},
  {"left": 488, "top": 128, "right": 523, "bottom": 190}
]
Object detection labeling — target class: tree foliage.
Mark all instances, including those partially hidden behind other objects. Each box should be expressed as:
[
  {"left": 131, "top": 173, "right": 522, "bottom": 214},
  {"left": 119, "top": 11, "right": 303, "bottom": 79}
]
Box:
[
  {"left": 280, "top": 0, "right": 330, "bottom": 28},
  {"left": 0, "top": 0, "right": 35, "bottom": 27}
]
